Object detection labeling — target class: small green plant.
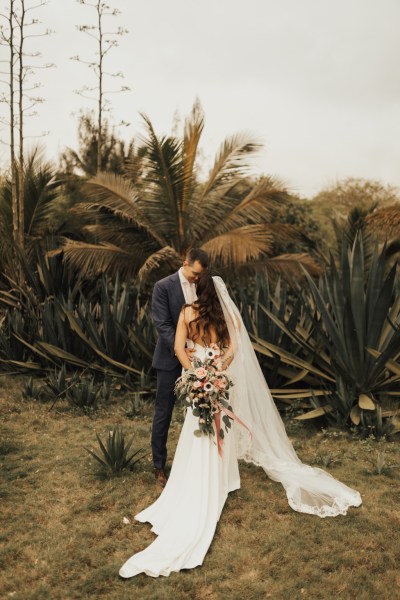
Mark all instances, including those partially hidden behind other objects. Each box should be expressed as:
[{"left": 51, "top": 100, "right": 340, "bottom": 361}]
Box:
[
  {"left": 125, "top": 390, "right": 154, "bottom": 418},
  {"left": 42, "top": 364, "right": 80, "bottom": 402},
  {"left": 368, "top": 451, "right": 400, "bottom": 475},
  {"left": 124, "top": 370, "right": 156, "bottom": 417},
  {"left": 84, "top": 425, "right": 146, "bottom": 474},
  {"left": 22, "top": 377, "right": 42, "bottom": 400},
  {"left": 67, "top": 376, "right": 111, "bottom": 412},
  {"left": 314, "top": 451, "right": 343, "bottom": 468},
  {"left": 99, "top": 378, "right": 112, "bottom": 403}
]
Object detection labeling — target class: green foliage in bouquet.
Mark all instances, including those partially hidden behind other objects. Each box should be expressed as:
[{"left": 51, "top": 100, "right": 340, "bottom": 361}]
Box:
[
  {"left": 175, "top": 348, "right": 235, "bottom": 440},
  {"left": 84, "top": 425, "right": 146, "bottom": 474}
]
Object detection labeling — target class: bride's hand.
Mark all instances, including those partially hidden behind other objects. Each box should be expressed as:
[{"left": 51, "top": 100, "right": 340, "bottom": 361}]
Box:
[{"left": 184, "top": 347, "right": 195, "bottom": 361}]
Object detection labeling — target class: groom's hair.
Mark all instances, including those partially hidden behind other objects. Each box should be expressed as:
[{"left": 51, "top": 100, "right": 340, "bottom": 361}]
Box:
[{"left": 186, "top": 248, "right": 209, "bottom": 268}]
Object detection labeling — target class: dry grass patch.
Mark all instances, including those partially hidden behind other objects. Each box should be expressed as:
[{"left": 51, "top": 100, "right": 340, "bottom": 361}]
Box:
[{"left": 0, "top": 374, "right": 399, "bottom": 600}]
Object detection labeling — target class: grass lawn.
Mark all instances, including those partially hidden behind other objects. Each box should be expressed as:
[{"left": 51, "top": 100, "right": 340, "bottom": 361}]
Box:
[{"left": 1, "top": 374, "right": 399, "bottom": 600}]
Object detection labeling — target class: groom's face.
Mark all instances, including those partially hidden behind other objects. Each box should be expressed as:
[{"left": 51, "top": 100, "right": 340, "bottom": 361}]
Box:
[{"left": 182, "top": 260, "right": 204, "bottom": 284}]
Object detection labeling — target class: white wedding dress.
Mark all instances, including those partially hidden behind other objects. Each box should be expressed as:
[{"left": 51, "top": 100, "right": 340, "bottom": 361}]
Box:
[
  {"left": 119, "top": 277, "right": 362, "bottom": 579},
  {"left": 119, "top": 342, "right": 240, "bottom": 578}
]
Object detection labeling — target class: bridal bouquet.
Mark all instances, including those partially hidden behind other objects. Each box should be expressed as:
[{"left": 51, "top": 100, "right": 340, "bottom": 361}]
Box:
[{"left": 175, "top": 344, "right": 248, "bottom": 456}]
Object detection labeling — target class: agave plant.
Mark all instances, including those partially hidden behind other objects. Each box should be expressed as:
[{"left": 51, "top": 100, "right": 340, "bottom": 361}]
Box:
[
  {"left": 41, "top": 364, "right": 81, "bottom": 403},
  {"left": 67, "top": 376, "right": 111, "bottom": 412},
  {"left": 54, "top": 102, "right": 320, "bottom": 282},
  {"left": 233, "top": 275, "right": 315, "bottom": 392},
  {"left": 254, "top": 233, "right": 400, "bottom": 433},
  {"left": 332, "top": 204, "right": 400, "bottom": 273},
  {"left": 22, "top": 376, "right": 42, "bottom": 400},
  {"left": 84, "top": 425, "right": 146, "bottom": 474},
  {"left": 58, "top": 274, "right": 154, "bottom": 376},
  {"left": 0, "top": 267, "right": 156, "bottom": 378}
]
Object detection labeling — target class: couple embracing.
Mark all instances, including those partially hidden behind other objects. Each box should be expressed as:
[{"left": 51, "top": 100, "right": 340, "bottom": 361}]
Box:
[{"left": 119, "top": 248, "right": 362, "bottom": 579}]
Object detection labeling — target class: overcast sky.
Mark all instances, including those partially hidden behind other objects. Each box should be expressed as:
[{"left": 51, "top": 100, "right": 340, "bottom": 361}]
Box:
[{"left": 1, "top": 0, "right": 399, "bottom": 197}]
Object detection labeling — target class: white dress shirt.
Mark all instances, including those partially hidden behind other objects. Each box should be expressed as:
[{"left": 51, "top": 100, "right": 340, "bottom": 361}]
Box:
[{"left": 178, "top": 268, "right": 197, "bottom": 304}]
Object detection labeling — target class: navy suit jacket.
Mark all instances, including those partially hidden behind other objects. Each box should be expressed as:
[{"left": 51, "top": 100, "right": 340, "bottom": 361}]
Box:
[{"left": 151, "top": 271, "right": 186, "bottom": 371}]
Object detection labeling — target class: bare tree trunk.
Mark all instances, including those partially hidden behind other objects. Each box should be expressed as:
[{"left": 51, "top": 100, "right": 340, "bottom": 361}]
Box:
[
  {"left": 9, "top": 0, "right": 19, "bottom": 247},
  {"left": 74, "top": 0, "right": 129, "bottom": 174},
  {"left": 17, "top": 0, "right": 25, "bottom": 251},
  {"left": 96, "top": 1, "right": 102, "bottom": 174}
]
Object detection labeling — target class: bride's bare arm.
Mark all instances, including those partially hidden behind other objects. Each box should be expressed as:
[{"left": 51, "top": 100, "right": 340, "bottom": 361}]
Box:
[
  {"left": 220, "top": 340, "right": 234, "bottom": 369},
  {"left": 174, "top": 310, "right": 193, "bottom": 370},
  {"left": 219, "top": 311, "right": 240, "bottom": 369}
]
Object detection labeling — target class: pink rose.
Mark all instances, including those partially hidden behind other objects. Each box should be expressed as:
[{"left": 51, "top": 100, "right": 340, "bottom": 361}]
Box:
[
  {"left": 192, "top": 380, "right": 202, "bottom": 388},
  {"left": 195, "top": 368, "right": 207, "bottom": 380}
]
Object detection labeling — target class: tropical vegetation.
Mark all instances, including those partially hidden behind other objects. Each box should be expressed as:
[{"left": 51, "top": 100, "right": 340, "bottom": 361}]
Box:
[
  {"left": 0, "top": 105, "right": 399, "bottom": 440},
  {"left": 251, "top": 233, "right": 400, "bottom": 437},
  {"left": 54, "top": 103, "right": 320, "bottom": 282}
]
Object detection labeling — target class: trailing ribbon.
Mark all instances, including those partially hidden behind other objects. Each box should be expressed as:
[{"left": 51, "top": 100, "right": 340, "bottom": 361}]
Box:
[
  {"left": 214, "top": 401, "right": 251, "bottom": 458},
  {"left": 215, "top": 411, "right": 224, "bottom": 458}
]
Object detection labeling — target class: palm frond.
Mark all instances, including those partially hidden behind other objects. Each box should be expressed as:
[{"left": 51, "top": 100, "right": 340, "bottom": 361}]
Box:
[
  {"left": 266, "top": 254, "right": 322, "bottom": 277},
  {"left": 78, "top": 172, "right": 167, "bottom": 248},
  {"left": 181, "top": 102, "right": 204, "bottom": 234},
  {"left": 54, "top": 239, "right": 138, "bottom": 279},
  {"left": 26, "top": 176, "right": 60, "bottom": 238},
  {"left": 202, "top": 225, "right": 274, "bottom": 265},
  {"left": 365, "top": 204, "right": 400, "bottom": 239},
  {"left": 258, "top": 223, "right": 316, "bottom": 246},
  {"left": 82, "top": 223, "right": 157, "bottom": 255},
  {"left": 201, "top": 134, "right": 262, "bottom": 199},
  {"left": 140, "top": 112, "right": 185, "bottom": 246},
  {"left": 137, "top": 246, "right": 181, "bottom": 282},
  {"left": 212, "top": 178, "right": 291, "bottom": 237},
  {"left": 123, "top": 143, "right": 146, "bottom": 184}
]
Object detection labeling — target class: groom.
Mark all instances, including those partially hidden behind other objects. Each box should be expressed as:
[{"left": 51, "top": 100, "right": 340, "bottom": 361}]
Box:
[{"left": 151, "top": 248, "right": 209, "bottom": 486}]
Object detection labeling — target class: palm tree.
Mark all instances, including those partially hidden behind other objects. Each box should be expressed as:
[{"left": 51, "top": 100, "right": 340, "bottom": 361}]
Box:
[
  {"left": 60, "top": 110, "right": 144, "bottom": 178},
  {"left": 0, "top": 148, "right": 82, "bottom": 277},
  {"left": 56, "top": 103, "right": 320, "bottom": 281}
]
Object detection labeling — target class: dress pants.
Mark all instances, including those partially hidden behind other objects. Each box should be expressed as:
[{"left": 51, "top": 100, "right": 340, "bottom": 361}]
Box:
[{"left": 151, "top": 365, "right": 182, "bottom": 470}]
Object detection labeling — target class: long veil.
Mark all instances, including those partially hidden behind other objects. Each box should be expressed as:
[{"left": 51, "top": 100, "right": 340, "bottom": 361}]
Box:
[{"left": 213, "top": 276, "right": 362, "bottom": 517}]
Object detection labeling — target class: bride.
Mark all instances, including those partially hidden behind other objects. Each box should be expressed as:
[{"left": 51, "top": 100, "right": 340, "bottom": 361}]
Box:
[{"left": 119, "top": 272, "right": 362, "bottom": 578}]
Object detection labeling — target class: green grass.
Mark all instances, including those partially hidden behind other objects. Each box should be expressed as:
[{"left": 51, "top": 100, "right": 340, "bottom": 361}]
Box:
[{"left": 0, "top": 374, "right": 399, "bottom": 600}]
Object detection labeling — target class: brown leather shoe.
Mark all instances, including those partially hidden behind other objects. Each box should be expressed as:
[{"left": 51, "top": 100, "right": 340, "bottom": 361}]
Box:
[{"left": 154, "top": 468, "right": 167, "bottom": 487}]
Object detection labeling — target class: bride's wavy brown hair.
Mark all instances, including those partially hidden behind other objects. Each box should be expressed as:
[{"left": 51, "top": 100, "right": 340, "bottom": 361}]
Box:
[{"left": 186, "top": 271, "right": 230, "bottom": 346}]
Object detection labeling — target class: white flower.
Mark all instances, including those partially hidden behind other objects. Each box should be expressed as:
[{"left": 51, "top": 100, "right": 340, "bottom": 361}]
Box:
[
  {"left": 204, "top": 382, "right": 214, "bottom": 392},
  {"left": 122, "top": 517, "right": 131, "bottom": 525},
  {"left": 205, "top": 348, "right": 217, "bottom": 360}
]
